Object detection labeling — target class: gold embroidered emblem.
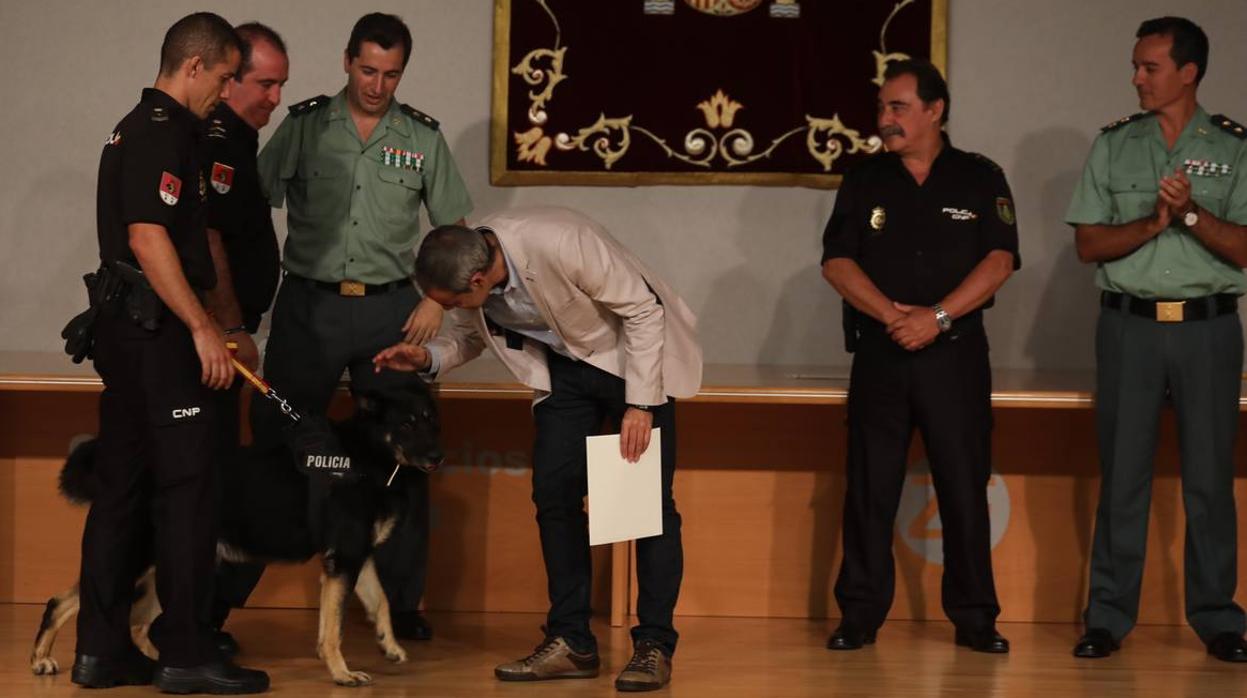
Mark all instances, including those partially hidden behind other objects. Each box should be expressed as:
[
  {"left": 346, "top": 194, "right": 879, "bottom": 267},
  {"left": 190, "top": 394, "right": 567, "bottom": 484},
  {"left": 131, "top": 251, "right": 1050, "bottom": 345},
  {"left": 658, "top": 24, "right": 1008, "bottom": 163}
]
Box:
[{"left": 683, "top": 0, "right": 764, "bottom": 16}]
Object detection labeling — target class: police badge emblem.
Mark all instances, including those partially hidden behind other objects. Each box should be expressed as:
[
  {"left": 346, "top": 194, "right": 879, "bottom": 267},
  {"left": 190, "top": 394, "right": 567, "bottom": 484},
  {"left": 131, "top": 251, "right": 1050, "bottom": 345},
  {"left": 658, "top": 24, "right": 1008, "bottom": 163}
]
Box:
[
  {"left": 869, "top": 206, "right": 886, "bottom": 232},
  {"left": 996, "top": 197, "right": 1015, "bottom": 225},
  {"left": 159, "top": 171, "right": 181, "bottom": 206},
  {"left": 211, "top": 162, "right": 234, "bottom": 194}
]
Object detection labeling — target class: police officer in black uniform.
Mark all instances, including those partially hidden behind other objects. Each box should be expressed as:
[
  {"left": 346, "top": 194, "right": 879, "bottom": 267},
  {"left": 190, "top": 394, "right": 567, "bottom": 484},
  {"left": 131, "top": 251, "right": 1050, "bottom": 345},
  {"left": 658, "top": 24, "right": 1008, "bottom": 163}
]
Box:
[
  {"left": 73, "top": 13, "right": 267, "bottom": 693},
  {"left": 200, "top": 22, "right": 287, "bottom": 656},
  {"left": 820, "top": 60, "right": 1020, "bottom": 654}
]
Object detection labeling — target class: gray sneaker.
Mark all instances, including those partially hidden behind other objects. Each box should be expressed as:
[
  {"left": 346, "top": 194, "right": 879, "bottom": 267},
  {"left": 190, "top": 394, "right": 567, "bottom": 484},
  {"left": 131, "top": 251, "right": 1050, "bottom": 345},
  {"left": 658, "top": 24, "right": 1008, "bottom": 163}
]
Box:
[
  {"left": 494, "top": 636, "right": 600, "bottom": 681},
  {"left": 615, "top": 640, "right": 671, "bottom": 692}
]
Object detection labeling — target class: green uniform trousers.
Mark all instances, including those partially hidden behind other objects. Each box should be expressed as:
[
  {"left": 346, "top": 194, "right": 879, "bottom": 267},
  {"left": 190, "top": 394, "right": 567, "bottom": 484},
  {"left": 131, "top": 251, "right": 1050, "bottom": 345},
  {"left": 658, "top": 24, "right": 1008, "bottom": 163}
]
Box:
[{"left": 1086, "top": 302, "right": 1245, "bottom": 643}]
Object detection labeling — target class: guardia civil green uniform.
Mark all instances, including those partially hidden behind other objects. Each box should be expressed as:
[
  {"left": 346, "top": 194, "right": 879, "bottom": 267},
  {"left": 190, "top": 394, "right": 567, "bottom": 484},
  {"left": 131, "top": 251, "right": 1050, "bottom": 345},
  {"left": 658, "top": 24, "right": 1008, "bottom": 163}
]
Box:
[
  {"left": 1066, "top": 106, "right": 1247, "bottom": 644},
  {"left": 251, "top": 88, "right": 472, "bottom": 624}
]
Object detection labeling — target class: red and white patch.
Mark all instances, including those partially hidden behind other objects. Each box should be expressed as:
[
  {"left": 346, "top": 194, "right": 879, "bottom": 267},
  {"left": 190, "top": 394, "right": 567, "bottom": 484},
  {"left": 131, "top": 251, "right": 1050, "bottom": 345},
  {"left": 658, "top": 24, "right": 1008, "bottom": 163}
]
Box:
[
  {"left": 159, "top": 171, "right": 181, "bottom": 206},
  {"left": 210, "top": 162, "right": 234, "bottom": 194}
]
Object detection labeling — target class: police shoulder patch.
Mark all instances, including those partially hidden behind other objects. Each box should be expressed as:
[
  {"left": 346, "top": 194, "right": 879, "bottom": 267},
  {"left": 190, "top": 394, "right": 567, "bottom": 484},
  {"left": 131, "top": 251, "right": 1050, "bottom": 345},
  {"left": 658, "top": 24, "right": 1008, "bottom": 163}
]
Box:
[
  {"left": 966, "top": 151, "right": 1003, "bottom": 173},
  {"left": 1211, "top": 114, "right": 1247, "bottom": 140},
  {"left": 1101, "top": 112, "right": 1150, "bottom": 133},
  {"left": 400, "top": 103, "right": 440, "bottom": 131},
  {"left": 288, "top": 95, "right": 330, "bottom": 117}
]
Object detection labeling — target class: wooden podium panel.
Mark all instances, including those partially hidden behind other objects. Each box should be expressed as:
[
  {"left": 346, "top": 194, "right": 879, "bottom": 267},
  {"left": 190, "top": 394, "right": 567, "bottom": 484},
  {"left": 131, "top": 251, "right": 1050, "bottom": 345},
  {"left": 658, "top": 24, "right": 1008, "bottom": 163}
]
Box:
[
  {"left": 3, "top": 356, "right": 1247, "bottom": 626},
  {"left": 664, "top": 405, "right": 1247, "bottom": 624},
  {"left": 0, "top": 391, "right": 612, "bottom": 614}
]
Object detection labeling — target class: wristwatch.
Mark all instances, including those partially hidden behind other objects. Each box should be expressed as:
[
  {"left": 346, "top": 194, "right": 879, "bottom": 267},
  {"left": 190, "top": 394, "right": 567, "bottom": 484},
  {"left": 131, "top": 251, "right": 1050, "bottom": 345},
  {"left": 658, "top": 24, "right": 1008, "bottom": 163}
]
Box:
[
  {"left": 932, "top": 304, "right": 952, "bottom": 333},
  {"left": 1183, "top": 203, "right": 1200, "bottom": 228},
  {"left": 626, "top": 403, "right": 653, "bottom": 412}
]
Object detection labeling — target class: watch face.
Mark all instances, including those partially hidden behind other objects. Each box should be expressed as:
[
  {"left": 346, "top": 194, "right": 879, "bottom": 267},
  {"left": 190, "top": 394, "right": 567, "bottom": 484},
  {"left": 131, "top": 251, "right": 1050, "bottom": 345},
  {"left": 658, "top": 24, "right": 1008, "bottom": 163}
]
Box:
[{"left": 1184, "top": 210, "right": 1199, "bottom": 227}]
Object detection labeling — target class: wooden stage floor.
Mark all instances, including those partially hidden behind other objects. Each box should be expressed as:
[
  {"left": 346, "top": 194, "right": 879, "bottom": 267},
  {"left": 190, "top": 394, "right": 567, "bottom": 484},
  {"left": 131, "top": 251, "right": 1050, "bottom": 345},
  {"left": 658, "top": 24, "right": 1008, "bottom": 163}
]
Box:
[{"left": 3, "top": 604, "right": 1243, "bottom": 697}]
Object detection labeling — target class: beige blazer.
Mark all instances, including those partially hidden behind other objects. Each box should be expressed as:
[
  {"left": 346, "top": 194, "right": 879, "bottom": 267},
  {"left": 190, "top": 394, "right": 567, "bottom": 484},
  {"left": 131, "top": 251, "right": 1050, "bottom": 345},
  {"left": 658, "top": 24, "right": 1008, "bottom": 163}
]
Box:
[{"left": 425, "top": 206, "right": 702, "bottom": 405}]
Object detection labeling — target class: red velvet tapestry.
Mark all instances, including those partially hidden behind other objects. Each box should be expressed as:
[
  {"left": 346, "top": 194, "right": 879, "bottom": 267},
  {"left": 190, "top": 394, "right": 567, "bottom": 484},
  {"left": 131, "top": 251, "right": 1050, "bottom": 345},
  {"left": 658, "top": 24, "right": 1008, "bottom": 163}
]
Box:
[{"left": 491, "top": 0, "right": 947, "bottom": 188}]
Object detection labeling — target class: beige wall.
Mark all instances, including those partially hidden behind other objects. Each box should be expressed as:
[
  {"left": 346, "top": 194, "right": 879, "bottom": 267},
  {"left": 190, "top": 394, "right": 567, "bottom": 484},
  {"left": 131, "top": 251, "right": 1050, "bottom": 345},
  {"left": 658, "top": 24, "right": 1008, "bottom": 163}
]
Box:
[{"left": 1, "top": 1, "right": 1245, "bottom": 368}]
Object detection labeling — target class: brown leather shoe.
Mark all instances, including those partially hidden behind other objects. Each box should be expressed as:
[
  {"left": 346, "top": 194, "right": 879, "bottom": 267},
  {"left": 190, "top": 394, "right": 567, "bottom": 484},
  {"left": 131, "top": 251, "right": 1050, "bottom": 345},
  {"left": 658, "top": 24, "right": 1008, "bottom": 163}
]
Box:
[
  {"left": 615, "top": 640, "right": 672, "bottom": 692},
  {"left": 494, "top": 636, "right": 600, "bottom": 681}
]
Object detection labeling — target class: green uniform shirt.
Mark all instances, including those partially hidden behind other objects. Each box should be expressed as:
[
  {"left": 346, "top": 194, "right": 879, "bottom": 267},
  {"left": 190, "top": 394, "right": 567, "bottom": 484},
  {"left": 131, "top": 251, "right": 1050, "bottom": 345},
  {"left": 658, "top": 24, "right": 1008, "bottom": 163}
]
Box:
[
  {"left": 1065, "top": 106, "right": 1247, "bottom": 299},
  {"left": 258, "top": 89, "right": 473, "bottom": 284}
]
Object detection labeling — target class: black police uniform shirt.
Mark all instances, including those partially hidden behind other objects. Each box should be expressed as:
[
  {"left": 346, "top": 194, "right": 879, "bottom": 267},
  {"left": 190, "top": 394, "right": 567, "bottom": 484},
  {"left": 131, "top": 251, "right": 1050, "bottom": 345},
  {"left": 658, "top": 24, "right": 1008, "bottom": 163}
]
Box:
[
  {"left": 205, "top": 102, "right": 280, "bottom": 332},
  {"left": 97, "top": 88, "right": 215, "bottom": 291},
  {"left": 821, "top": 136, "right": 1021, "bottom": 309}
]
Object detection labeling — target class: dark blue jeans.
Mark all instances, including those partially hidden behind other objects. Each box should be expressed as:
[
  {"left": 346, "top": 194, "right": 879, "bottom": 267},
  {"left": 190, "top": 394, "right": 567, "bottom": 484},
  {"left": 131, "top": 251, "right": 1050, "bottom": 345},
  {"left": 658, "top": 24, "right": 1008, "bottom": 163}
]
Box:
[{"left": 532, "top": 351, "right": 683, "bottom": 656}]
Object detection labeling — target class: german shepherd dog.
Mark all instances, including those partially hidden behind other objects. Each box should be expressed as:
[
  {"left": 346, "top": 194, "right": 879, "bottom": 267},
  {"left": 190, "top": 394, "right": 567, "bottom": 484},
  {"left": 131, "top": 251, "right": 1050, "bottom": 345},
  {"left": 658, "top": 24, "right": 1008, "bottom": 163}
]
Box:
[{"left": 30, "top": 384, "right": 443, "bottom": 686}]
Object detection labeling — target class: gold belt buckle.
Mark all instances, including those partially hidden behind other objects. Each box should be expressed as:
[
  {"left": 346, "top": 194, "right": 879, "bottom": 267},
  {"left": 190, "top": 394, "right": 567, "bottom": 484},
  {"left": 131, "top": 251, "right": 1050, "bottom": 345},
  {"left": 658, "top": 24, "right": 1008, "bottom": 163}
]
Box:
[
  {"left": 1155, "top": 301, "right": 1185, "bottom": 322},
  {"left": 339, "top": 280, "right": 366, "bottom": 297}
]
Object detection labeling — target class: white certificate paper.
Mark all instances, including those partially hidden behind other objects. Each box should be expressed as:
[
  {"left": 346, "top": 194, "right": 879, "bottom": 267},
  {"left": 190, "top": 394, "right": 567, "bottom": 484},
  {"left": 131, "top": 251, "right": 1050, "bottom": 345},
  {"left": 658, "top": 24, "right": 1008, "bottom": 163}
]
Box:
[{"left": 586, "top": 428, "right": 663, "bottom": 546}]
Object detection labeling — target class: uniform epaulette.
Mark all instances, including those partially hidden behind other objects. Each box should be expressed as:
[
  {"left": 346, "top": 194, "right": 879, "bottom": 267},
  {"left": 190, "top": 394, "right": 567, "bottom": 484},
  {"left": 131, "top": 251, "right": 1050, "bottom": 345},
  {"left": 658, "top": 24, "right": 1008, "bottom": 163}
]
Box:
[
  {"left": 207, "top": 117, "right": 227, "bottom": 140},
  {"left": 966, "top": 151, "right": 1003, "bottom": 173},
  {"left": 399, "top": 103, "right": 440, "bottom": 131},
  {"left": 288, "top": 95, "right": 330, "bottom": 117},
  {"left": 1211, "top": 114, "right": 1247, "bottom": 139},
  {"left": 1101, "top": 112, "right": 1150, "bottom": 133}
]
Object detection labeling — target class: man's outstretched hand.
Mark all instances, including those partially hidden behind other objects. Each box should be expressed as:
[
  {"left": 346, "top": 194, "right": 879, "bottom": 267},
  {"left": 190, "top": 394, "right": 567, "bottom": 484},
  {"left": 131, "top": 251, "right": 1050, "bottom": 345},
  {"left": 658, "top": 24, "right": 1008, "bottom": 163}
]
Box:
[{"left": 373, "top": 342, "right": 432, "bottom": 373}]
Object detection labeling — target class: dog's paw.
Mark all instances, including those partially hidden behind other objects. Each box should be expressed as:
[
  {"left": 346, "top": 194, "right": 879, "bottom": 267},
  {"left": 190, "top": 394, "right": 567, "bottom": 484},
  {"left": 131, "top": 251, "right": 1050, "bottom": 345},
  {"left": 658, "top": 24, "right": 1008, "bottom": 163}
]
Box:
[
  {"left": 332, "top": 670, "right": 373, "bottom": 686},
  {"left": 382, "top": 644, "right": 408, "bottom": 664},
  {"left": 31, "top": 657, "right": 60, "bottom": 675}
]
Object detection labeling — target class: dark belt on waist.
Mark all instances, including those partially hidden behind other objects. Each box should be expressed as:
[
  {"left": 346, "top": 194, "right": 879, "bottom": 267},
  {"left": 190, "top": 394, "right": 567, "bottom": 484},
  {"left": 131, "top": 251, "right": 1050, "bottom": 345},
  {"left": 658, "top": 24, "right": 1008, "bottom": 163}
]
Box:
[
  {"left": 1101, "top": 291, "right": 1238, "bottom": 323},
  {"left": 286, "top": 273, "right": 410, "bottom": 297}
]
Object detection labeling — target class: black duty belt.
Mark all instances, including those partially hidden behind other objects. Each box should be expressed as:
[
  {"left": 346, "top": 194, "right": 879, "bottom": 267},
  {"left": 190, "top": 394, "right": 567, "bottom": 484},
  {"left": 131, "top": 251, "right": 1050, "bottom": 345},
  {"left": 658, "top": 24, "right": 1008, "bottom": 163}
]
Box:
[
  {"left": 1101, "top": 291, "right": 1238, "bottom": 323},
  {"left": 287, "top": 273, "right": 410, "bottom": 297}
]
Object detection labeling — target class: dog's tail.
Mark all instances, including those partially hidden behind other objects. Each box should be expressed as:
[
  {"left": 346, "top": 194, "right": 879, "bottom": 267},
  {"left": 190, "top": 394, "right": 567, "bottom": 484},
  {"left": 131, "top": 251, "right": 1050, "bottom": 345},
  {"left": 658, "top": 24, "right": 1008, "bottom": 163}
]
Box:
[{"left": 59, "top": 438, "right": 99, "bottom": 506}]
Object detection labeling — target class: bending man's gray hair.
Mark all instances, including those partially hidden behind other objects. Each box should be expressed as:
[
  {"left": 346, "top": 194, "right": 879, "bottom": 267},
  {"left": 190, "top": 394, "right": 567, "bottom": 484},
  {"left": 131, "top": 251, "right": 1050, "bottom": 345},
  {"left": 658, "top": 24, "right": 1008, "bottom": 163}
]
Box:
[{"left": 415, "top": 225, "right": 495, "bottom": 294}]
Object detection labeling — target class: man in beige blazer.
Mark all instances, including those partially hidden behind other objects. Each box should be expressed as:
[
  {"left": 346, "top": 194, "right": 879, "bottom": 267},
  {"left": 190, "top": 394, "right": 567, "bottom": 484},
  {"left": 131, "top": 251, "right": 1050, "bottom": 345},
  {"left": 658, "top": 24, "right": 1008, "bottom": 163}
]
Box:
[{"left": 374, "top": 205, "right": 702, "bottom": 691}]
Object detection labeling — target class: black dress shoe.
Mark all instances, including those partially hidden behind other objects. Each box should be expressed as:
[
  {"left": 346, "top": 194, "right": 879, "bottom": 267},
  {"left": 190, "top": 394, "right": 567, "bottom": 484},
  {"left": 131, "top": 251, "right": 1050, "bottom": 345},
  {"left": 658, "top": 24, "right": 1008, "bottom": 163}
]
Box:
[
  {"left": 71, "top": 652, "right": 157, "bottom": 688},
  {"left": 826, "top": 625, "right": 876, "bottom": 650},
  {"left": 153, "top": 660, "right": 269, "bottom": 694},
  {"left": 954, "top": 627, "right": 1010, "bottom": 654},
  {"left": 1207, "top": 632, "right": 1247, "bottom": 663},
  {"left": 1072, "top": 628, "right": 1119, "bottom": 658},
  {"left": 393, "top": 610, "right": 434, "bottom": 641},
  {"left": 213, "top": 629, "right": 240, "bottom": 658}
]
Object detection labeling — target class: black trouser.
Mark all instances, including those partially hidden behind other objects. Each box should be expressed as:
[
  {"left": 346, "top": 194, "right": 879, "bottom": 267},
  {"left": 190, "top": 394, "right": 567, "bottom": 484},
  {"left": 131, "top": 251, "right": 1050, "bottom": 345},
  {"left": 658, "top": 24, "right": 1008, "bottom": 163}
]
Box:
[
  {"left": 209, "top": 381, "right": 266, "bottom": 629},
  {"left": 247, "top": 276, "right": 430, "bottom": 613},
  {"left": 77, "top": 303, "right": 221, "bottom": 667},
  {"left": 1085, "top": 306, "right": 1245, "bottom": 643},
  {"left": 534, "top": 351, "right": 684, "bottom": 656},
  {"left": 834, "top": 321, "right": 1000, "bottom": 633}
]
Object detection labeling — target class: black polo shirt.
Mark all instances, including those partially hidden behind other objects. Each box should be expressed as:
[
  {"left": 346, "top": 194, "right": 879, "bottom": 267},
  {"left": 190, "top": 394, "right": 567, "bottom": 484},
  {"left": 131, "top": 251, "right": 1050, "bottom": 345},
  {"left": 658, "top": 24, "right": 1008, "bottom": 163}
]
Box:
[
  {"left": 821, "top": 138, "right": 1021, "bottom": 309},
  {"left": 205, "top": 103, "right": 280, "bottom": 332},
  {"left": 97, "top": 88, "right": 215, "bottom": 290}
]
